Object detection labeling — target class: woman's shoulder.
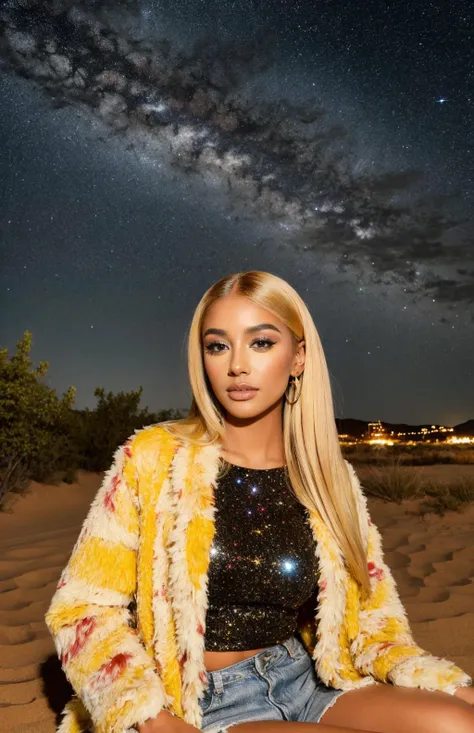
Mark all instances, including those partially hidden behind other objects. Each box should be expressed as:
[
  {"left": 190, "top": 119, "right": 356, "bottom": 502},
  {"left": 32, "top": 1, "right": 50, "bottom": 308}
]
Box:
[
  {"left": 128, "top": 421, "right": 183, "bottom": 455},
  {"left": 127, "top": 418, "right": 207, "bottom": 457}
]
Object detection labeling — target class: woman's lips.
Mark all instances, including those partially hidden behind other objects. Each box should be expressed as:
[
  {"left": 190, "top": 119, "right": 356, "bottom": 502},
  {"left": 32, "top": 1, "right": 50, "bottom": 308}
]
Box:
[{"left": 227, "top": 388, "right": 259, "bottom": 401}]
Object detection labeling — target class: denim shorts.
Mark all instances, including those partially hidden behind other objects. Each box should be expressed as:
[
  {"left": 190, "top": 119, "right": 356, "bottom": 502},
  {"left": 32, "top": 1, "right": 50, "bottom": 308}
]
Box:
[{"left": 199, "top": 634, "right": 349, "bottom": 733}]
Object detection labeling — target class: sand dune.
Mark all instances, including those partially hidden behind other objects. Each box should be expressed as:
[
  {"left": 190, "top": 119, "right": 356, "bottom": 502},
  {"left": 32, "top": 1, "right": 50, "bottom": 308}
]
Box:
[
  {"left": 359, "top": 466, "right": 474, "bottom": 677},
  {"left": 0, "top": 473, "right": 99, "bottom": 733},
  {"left": 0, "top": 466, "right": 473, "bottom": 733}
]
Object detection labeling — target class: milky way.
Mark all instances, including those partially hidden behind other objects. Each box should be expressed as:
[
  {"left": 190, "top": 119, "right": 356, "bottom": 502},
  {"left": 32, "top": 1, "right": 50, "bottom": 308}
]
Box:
[
  {"left": 1, "top": 0, "right": 473, "bottom": 424},
  {"left": 1, "top": 0, "right": 473, "bottom": 309}
]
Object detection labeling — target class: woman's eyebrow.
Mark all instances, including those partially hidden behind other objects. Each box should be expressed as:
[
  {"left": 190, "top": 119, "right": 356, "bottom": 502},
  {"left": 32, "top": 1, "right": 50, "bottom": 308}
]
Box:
[{"left": 203, "top": 323, "right": 282, "bottom": 338}]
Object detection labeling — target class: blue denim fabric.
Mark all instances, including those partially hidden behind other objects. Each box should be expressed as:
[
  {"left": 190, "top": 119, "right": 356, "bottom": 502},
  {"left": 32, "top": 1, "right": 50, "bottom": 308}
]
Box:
[{"left": 199, "top": 635, "right": 348, "bottom": 732}]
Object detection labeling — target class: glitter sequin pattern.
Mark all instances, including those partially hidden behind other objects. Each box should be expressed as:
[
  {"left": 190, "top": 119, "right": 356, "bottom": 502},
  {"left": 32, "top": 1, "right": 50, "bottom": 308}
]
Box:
[{"left": 204, "top": 463, "right": 319, "bottom": 651}]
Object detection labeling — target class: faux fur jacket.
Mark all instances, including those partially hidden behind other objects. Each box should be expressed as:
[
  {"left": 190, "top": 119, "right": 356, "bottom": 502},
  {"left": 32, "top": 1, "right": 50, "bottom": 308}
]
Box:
[{"left": 45, "top": 424, "right": 472, "bottom": 733}]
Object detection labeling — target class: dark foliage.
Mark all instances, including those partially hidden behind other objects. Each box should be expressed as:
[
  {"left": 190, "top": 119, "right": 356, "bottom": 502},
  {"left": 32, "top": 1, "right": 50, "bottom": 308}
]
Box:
[{"left": 0, "top": 331, "right": 184, "bottom": 508}]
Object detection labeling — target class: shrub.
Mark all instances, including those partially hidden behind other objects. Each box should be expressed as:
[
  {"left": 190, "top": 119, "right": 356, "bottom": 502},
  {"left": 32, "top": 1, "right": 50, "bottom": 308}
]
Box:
[
  {"left": 0, "top": 331, "right": 185, "bottom": 507},
  {"left": 358, "top": 460, "right": 474, "bottom": 515},
  {"left": 359, "top": 460, "right": 423, "bottom": 503},
  {"left": 420, "top": 478, "right": 474, "bottom": 515},
  {"left": 343, "top": 443, "right": 474, "bottom": 466},
  {"left": 0, "top": 332, "right": 75, "bottom": 507}
]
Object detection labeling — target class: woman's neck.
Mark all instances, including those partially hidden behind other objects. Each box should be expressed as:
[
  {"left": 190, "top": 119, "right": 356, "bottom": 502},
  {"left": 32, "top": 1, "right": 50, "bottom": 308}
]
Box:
[{"left": 221, "top": 404, "right": 285, "bottom": 469}]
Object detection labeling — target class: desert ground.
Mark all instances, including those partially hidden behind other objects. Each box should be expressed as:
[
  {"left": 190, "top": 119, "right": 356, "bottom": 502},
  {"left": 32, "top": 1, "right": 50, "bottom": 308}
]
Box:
[{"left": 0, "top": 465, "right": 473, "bottom": 733}]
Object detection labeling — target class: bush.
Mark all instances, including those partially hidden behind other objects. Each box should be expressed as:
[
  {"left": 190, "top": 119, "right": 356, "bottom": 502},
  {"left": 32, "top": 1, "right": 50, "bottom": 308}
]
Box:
[
  {"left": 420, "top": 478, "right": 474, "bottom": 515},
  {"left": 75, "top": 387, "right": 165, "bottom": 473},
  {"left": 0, "top": 332, "right": 75, "bottom": 507},
  {"left": 358, "top": 460, "right": 474, "bottom": 515},
  {"left": 0, "top": 331, "right": 185, "bottom": 508},
  {"left": 343, "top": 443, "right": 474, "bottom": 466},
  {"left": 360, "top": 460, "right": 423, "bottom": 502}
]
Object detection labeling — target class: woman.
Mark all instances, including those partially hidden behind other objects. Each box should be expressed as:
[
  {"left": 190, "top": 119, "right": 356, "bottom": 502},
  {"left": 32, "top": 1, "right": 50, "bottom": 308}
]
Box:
[{"left": 46, "top": 271, "right": 474, "bottom": 733}]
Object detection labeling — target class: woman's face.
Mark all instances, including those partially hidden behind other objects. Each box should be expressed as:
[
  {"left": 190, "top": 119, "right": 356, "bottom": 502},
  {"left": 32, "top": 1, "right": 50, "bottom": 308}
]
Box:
[{"left": 201, "top": 295, "right": 305, "bottom": 418}]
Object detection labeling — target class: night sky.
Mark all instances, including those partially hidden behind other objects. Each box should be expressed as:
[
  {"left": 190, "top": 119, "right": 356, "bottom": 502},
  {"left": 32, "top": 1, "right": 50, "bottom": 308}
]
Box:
[{"left": 1, "top": 0, "right": 473, "bottom": 426}]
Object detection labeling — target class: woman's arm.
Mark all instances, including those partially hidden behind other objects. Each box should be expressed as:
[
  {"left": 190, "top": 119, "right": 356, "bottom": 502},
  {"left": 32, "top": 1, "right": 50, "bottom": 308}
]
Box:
[
  {"left": 345, "top": 460, "right": 472, "bottom": 695},
  {"left": 45, "top": 438, "right": 171, "bottom": 733}
]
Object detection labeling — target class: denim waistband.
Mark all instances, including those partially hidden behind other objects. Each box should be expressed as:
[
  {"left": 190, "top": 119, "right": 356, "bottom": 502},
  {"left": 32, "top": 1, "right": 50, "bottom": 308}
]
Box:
[{"left": 204, "top": 635, "right": 305, "bottom": 693}]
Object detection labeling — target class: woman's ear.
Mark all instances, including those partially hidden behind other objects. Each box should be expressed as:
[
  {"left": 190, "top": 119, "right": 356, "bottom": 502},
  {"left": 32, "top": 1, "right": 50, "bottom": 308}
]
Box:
[{"left": 294, "top": 339, "right": 305, "bottom": 375}]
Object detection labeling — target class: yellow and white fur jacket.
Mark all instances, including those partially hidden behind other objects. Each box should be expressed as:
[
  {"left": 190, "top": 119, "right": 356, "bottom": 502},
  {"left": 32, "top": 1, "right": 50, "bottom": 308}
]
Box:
[{"left": 45, "top": 424, "right": 472, "bottom": 733}]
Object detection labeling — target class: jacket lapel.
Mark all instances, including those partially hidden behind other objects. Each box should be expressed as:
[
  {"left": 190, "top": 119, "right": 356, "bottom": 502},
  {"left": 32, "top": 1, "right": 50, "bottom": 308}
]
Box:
[
  {"left": 150, "top": 440, "right": 183, "bottom": 715},
  {"left": 305, "top": 464, "right": 372, "bottom": 690},
  {"left": 306, "top": 510, "right": 350, "bottom": 687},
  {"left": 167, "top": 438, "right": 222, "bottom": 726}
]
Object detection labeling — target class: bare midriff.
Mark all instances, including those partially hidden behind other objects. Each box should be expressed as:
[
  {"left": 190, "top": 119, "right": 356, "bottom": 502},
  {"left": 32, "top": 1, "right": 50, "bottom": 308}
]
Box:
[{"left": 204, "top": 647, "right": 269, "bottom": 672}]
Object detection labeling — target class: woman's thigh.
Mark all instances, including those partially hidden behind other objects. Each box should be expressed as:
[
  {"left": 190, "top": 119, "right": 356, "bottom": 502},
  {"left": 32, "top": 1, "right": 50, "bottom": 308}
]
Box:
[{"left": 320, "top": 682, "right": 474, "bottom": 733}]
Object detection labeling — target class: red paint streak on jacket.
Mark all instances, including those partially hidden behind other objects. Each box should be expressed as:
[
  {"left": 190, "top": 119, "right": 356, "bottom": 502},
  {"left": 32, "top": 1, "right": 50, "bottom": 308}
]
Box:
[
  {"left": 368, "top": 561, "right": 384, "bottom": 581},
  {"left": 61, "top": 617, "right": 97, "bottom": 665},
  {"left": 91, "top": 653, "right": 133, "bottom": 691},
  {"left": 104, "top": 473, "right": 121, "bottom": 513}
]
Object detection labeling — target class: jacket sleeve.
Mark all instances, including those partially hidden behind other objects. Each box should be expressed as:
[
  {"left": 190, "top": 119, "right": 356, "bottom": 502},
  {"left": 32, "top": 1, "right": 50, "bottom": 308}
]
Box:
[
  {"left": 45, "top": 437, "right": 171, "bottom": 733},
  {"left": 345, "top": 460, "right": 472, "bottom": 695}
]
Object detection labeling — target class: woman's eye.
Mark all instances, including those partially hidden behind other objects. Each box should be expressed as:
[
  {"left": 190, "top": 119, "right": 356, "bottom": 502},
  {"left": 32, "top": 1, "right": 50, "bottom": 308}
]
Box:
[
  {"left": 253, "top": 339, "right": 275, "bottom": 349},
  {"left": 204, "top": 342, "right": 226, "bottom": 354},
  {"left": 204, "top": 338, "right": 275, "bottom": 354}
]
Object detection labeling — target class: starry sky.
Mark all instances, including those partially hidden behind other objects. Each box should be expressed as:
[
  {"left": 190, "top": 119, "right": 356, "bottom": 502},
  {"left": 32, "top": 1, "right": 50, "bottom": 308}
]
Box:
[{"left": 1, "top": 0, "right": 473, "bottom": 426}]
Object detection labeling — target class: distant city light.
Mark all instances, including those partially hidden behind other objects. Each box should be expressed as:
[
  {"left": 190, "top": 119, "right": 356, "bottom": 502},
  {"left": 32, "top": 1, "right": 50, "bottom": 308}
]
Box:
[{"left": 337, "top": 419, "right": 473, "bottom": 445}]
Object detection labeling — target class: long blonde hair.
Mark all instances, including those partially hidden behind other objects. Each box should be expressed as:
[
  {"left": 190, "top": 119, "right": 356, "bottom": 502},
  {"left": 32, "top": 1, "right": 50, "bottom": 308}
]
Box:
[{"left": 161, "top": 270, "right": 371, "bottom": 596}]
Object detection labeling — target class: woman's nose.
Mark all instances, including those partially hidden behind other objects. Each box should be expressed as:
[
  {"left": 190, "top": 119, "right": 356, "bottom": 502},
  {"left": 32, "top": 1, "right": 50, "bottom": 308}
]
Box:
[{"left": 229, "top": 348, "right": 250, "bottom": 374}]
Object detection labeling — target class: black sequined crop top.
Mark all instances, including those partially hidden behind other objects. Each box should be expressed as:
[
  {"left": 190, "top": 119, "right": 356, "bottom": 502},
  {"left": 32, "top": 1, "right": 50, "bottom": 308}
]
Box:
[{"left": 204, "top": 462, "right": 319, "bottom": 651}]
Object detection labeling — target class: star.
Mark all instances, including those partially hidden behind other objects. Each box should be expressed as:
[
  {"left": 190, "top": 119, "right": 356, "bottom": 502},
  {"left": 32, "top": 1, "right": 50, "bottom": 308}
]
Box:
[{"left": 1, "top": 0, "right": 473, "bottom": 432}]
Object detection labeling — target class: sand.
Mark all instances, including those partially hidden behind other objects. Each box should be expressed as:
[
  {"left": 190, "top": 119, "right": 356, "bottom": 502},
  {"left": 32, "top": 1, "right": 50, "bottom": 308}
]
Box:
[{"left": 0, "top": 465, "right": 473, "bottom": 733}]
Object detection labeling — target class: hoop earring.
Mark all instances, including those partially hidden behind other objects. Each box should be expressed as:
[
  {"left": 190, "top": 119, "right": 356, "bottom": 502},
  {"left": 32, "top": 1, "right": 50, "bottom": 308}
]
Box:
[{"left": 285, "top": 374, "right": 302, "bottom": 405}]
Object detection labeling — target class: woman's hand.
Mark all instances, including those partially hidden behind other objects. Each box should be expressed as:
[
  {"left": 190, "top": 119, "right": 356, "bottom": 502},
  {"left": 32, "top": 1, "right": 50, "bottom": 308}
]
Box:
[
  {"left": 137, "top": 709, "right": 201, "bottom": 733},
  {"left": 454, "top": 685, "right": 474, "bottom": 706}
]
